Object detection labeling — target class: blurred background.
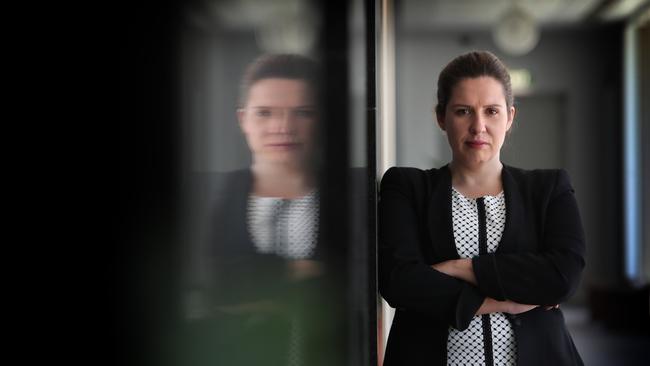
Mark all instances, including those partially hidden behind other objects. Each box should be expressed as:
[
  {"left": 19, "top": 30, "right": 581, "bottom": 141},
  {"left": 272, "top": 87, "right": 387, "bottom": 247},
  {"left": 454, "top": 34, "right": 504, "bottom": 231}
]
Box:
[{"left": 116, "top": 0, "right": 649, "bottom": 365}]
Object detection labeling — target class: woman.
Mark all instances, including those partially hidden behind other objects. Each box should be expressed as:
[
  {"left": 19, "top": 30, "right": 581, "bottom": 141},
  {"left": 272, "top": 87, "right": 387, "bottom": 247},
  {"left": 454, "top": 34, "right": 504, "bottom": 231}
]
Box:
[
  {"left": 379, "top": 51, "right": 586, "bottom": 365},
  {"left": 184, "top": 54, "right": 338, "bottom": 366}
]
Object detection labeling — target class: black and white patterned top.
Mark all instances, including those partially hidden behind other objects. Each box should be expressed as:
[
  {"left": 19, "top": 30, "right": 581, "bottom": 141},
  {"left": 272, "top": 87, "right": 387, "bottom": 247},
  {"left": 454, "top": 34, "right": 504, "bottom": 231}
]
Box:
[
  {"left": 247, "top": 190, "right": 319, "bottom": 260},
  {"left": 247, "top": 190, "right": 319, "bottom": 366},
  {"left": 447, "top": 187, "right": 517, "bottom": 366}
]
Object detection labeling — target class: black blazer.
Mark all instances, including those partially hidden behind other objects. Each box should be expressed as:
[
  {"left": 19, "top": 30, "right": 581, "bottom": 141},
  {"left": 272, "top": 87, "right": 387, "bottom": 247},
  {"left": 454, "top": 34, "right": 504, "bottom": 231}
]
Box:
[
  {"left": 181, "top": 170, "right": 299, "bottom": 365},
  {"left": 379, "top": 165, "right": 586, "bottom": 365},
  {"left": 182, "top": 169, "right": 347, "bottom": 366}
]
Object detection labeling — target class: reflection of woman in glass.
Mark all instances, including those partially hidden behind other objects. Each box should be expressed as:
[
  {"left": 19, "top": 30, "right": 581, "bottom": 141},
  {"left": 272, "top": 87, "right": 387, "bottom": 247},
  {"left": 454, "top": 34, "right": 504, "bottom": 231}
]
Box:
[
  {"left": 186, "top": 54, "right": 328, "bottom": 366},
  {"left": 379, "top": 51, "right": 585, "bottom": 365},
  {"left": 236, "top": 54, "right": 321, "bottom": 272}
]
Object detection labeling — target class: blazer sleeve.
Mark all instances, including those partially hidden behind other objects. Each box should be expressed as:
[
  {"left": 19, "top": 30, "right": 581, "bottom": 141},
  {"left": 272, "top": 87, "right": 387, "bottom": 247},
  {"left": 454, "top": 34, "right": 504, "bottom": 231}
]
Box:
[
  {"left": 472, "top": 169, "right": 586, "bottom": 305},
  {"left": 379, "top": 167, "right": 484, "bottom": 330}
]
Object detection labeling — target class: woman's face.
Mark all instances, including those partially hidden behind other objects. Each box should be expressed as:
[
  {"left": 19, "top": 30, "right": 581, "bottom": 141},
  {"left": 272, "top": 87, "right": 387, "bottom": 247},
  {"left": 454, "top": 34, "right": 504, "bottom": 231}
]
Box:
[
  {"left": 437, "top": 76, "right": 514, "bottom": 168},
  {"left": 238, "top": 78, "right": 317, "bottom": 166}
]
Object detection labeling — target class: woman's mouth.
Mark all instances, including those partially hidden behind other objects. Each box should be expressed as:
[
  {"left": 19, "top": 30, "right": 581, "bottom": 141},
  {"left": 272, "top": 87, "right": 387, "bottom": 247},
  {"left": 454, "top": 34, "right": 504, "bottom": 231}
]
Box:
[
  {"left": 465, "top": 140, "right": 487, "bottom": 149},
  {"left": 266, "top": 142, "right": 301, "bottom": 149}
]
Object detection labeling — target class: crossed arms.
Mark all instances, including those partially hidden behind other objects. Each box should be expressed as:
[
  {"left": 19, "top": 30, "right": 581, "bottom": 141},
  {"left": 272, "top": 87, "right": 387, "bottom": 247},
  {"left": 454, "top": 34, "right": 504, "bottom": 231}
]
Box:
[{"left": 378, "top": 167, "right": 586, "bottom": 330}]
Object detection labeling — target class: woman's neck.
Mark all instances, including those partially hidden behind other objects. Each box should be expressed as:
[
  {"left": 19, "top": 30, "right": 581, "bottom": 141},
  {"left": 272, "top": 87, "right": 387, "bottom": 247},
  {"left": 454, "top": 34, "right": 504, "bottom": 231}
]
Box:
[
  {"left": 449, "top": 159, "right": 503, "bottom": 198},
  {"left": 251, "top": 162, "right": 315, "bottom": 198}
]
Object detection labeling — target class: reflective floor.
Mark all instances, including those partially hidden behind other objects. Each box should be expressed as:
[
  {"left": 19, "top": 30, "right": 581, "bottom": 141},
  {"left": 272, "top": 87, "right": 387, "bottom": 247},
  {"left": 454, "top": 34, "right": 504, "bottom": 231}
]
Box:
[{"left": 564, "top": 306, "right": 650, "bottom": 366}]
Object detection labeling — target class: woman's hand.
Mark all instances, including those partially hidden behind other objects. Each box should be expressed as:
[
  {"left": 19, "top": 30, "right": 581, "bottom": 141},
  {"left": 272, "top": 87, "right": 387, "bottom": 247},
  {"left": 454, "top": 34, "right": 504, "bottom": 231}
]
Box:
[
  {"left": 287, "top": 259, "right": 324, "bottom": 281},
  {"left": 477, "top": 297, "right": 538, "bottom": 315},
  {"left": 503, "top": 301, "right": 559, "bottom": 313},
  {"left": 504, "top": 300, "right": 539, "bottom": 314},
  {"left": 477, "top": 298, "right": 559, "bottom": 315},
  {"left": 431, "top": 259, "right": 477, "bottom": 285}
]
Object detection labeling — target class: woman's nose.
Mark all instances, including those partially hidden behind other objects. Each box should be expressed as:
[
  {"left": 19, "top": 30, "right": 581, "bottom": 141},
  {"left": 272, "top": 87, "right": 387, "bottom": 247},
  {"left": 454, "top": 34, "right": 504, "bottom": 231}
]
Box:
[
  {"left": 469, "top": 114, "right": 487, "bottom": 134},
  {"left": 268, "top": 110, "right": 294, "bottom": 133}
]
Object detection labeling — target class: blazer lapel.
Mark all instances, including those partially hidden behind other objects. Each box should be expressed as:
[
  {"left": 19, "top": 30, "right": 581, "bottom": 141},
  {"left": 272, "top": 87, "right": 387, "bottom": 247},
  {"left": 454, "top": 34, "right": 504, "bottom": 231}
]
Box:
[
  {"left": 499, "top": 165, "right": 524, "bottom": 253},
  {"left": 427, "top": 165, "right": 460, "bottom": 260}
]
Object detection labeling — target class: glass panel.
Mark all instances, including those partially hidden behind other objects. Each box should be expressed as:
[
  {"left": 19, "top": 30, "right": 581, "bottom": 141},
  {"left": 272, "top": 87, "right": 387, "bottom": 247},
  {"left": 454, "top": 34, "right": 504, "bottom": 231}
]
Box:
[{"left": 176, "top": 1, "right": 374, "bottom": 365}]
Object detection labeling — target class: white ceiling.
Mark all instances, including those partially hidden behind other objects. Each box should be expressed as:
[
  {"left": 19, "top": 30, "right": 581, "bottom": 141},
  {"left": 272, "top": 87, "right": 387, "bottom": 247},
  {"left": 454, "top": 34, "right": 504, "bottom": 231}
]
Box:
[{"left": 400, "top": 0, "right": 604, "bottom": 30}]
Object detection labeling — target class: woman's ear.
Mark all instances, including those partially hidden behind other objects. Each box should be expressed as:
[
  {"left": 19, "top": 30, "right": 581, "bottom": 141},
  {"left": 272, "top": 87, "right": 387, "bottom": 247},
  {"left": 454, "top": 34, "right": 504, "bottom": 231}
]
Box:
[
  {"left": 506, "top": 106, "right": 516, "bottom": 132},
  {"left": 237, "top": 108, "right": 247, "bottom": 133},
  {"left": 436, "top": 111, "right": 446, "bottom": 131}
]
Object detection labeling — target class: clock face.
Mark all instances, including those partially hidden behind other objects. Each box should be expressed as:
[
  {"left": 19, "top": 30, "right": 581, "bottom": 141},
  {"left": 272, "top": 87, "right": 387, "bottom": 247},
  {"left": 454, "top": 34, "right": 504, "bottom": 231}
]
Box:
[{"left": 493, "top": 6, "right": 540, "bottom": 56}]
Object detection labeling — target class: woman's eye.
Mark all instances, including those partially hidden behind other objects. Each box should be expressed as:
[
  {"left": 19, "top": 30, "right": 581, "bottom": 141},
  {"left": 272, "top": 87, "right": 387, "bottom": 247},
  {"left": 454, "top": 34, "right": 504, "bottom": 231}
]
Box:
[
  {"left": 255, "top": 109, "right": 272, "bottom": 117},
  {"left": 294, "top": 109, "right": 315, "bottom": 118},
  {"left": 486, "top": 108, "right": 498, "bottom": 116},
  {"left": 454, "top": 108, "right": 470, "bottom": 116}
]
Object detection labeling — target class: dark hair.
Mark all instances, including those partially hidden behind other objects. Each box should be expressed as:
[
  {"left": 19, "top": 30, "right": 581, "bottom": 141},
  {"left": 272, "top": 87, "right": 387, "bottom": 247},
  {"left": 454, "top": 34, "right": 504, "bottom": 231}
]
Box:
[
  {"left": 239, "top": 53, "right": 319, "bottom": 107},
  {"left": 435, "top": 51, "right": 513, "bottom": 117}
]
